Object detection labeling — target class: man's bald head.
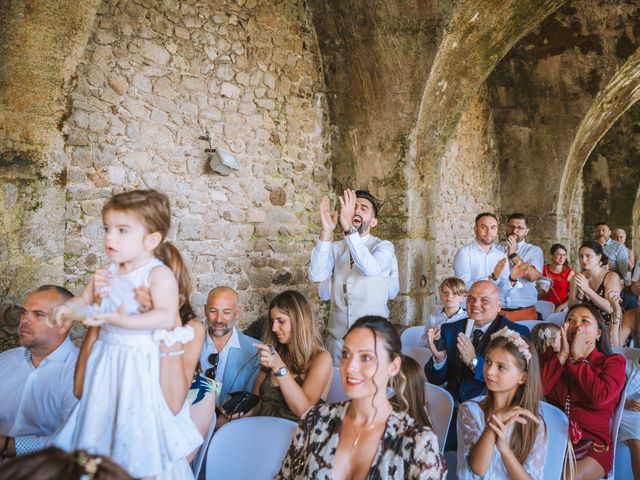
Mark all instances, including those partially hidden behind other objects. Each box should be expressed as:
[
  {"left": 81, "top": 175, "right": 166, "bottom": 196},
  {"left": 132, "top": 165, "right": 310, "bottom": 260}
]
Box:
[
  {"left": 204, "top": 286, "right": 241, "bottom": 339},
  {"left": 466, "top": 280, "right": 502, "bottom": 326}
]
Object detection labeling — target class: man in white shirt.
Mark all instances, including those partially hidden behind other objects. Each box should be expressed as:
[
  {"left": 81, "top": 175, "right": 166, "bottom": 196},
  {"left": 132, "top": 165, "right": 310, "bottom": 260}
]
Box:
[
  {"left": 496, "top": 213, "right": 544, "bottom": 321},
  {"left": 308, "top": 189, "right": 399, "bottom": 363},
  {"left": 0, "top": 285, "right": 78, "bottom": 460},
  {"left": 595, "top": 222, "right": 629, "bottom": 277},
  {"left": 453, "top": 212, "right": 529, "bottom": 304}
]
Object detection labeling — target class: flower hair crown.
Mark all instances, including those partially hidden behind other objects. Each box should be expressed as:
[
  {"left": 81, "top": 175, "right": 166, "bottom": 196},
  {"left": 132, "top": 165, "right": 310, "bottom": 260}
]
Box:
[{"left": 490, "top": 327, "right": 532, "bottom": 362}]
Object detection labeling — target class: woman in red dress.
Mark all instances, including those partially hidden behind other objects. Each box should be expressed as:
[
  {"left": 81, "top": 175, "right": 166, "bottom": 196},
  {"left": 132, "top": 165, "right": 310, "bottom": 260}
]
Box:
[
  {"left": 542, "top": 243, "right": 574, "bottom": 312},
  {"left": 540, "top": 303, "right": 626, "bottom": 479}
]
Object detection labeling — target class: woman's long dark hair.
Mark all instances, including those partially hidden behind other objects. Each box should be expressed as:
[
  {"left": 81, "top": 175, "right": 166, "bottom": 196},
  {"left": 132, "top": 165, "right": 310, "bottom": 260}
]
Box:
[
  {"left": 565, "top": 303, "right": 614, "bottom": 355},
  {"left": 579, "top": 240, "right": 609, "bottom": 267},
  {"left": 344, "top": 316, "right": 407, "bottom": 421}
]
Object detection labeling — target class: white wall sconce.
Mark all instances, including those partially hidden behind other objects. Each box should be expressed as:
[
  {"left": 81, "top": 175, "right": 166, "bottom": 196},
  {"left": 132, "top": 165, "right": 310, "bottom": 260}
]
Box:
[{"left": 199, "top": 127, "right": 241, "bottom": 176}]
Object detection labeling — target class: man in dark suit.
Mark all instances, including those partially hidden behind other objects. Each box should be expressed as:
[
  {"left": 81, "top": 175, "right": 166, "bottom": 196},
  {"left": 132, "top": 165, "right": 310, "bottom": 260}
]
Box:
[{"left": 425, "top": 280, "right": 530, "bottom": 449}]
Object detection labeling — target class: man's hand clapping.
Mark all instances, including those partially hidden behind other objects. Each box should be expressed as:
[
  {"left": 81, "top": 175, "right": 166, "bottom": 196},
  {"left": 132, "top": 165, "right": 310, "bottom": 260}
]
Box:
[{"left": 319, "top": 196, "right": 338, "bottom": 241}]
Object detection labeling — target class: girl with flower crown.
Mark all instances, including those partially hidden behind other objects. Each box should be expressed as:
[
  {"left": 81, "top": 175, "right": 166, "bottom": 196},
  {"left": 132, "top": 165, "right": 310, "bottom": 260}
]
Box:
[{"left": 457, "top": 328, "right": 547, "bottom": 479}]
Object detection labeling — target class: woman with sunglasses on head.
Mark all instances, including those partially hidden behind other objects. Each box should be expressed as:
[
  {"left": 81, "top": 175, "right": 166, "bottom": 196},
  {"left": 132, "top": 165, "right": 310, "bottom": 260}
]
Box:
[
  {"left": 277, "top": 316, "right": 446, "bottom": 480},
  {"left": 540, "top": 304, "right": 625, "bottom": 480},
  {"left": 252, "top": 290, "right": 332, "bottom": 421}
]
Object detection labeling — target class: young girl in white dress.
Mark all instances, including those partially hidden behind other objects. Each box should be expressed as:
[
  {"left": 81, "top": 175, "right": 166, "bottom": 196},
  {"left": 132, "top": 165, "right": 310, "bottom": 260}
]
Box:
[
  {"left": 51, "top": 190, "right": 202, "bottom": 479},
  {"left": 457, "top": 327, "right": 547, "bottom": 480}
]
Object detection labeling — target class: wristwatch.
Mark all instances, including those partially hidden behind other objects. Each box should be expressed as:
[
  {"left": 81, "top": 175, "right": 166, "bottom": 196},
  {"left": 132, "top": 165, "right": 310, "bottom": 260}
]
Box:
[
  {"left": 344, "top": 225, "right": 358, "bottom": 236},
  {"left": 508, "top": 252, "right": 518, "bottom": 260},
  {"left": 468, "top": 358, "right": 478, "bottom": 371},
  {"left": 274, "top": 365, "right": 288, "bottom": 377},
  {"left": 489, "top": 273, "right": 497, "bottom": 281}
]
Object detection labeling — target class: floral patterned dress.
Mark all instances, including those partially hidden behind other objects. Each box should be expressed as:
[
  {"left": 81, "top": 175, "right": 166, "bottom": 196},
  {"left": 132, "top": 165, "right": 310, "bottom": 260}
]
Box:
[{"left": 276, "top": 402, "right": 447, "bottom": 480}]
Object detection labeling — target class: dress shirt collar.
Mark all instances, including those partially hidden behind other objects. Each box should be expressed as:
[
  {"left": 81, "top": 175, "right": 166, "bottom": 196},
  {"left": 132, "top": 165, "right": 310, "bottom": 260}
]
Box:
[
  {"left": 443, "top": 307, "right": 465, "bottom": 320},
  {"left": 24, "top": 336, "right": 75, "bottom": 368},
  {"left": 472, "top": 239, "right": 497, "bottom": 254},
  {"left": 207, "top": 325, "right": 241, "bottom": 353}
]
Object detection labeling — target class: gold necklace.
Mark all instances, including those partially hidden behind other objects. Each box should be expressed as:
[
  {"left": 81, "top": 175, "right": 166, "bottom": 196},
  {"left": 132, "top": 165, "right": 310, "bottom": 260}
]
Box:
[{"left": 350, "top": 422, "right": 375, "bottom": 455}]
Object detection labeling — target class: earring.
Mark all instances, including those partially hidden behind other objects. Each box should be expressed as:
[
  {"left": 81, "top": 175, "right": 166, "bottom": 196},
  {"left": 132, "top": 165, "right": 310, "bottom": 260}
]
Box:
[{"left": 596, "top": 336, "right": 601, "bottom": 341}]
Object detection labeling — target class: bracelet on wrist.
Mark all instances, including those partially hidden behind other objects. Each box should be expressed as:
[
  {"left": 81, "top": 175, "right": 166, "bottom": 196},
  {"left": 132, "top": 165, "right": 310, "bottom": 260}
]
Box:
[{"left": 509, "top": 275, "right": 516, "bottom": 283}]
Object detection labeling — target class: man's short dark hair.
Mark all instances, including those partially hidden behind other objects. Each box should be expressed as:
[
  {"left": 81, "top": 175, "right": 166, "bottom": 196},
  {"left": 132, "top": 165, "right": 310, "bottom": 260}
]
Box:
[
  {"left": 33, "top": 285, "right": 73, "bottom": 302},
  {"left": 507, "top": 213, "right": 528, "bottom": 227},
  {"left": 355, "top": 190, "right": 380, "bottom": 218},
  {"left": 474, "top": 212, "right": 498, "bottom": 225},
  {"left": 595, "top": 221, "right": 610, "bottom": 229}
]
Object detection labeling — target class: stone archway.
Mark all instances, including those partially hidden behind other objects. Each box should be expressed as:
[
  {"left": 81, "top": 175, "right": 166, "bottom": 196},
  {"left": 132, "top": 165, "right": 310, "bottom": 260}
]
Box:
[{"left": 557, "top": 48, "right": 640, "bottom": 250}]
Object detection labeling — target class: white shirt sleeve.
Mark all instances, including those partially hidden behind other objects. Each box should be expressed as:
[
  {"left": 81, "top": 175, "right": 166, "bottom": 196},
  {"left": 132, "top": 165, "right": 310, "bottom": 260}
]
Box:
[
  {"left": 388, "top": 255, "right": 399, "bottom": 299},
  {"left": 308, "top": 239, "right": 334, "bottom": 282},
  {"left": 454, "top": 247, "right": 472, "bottom": 288},
  {"left": 345, "top": 234, "right": 395, "bottom": 276}
]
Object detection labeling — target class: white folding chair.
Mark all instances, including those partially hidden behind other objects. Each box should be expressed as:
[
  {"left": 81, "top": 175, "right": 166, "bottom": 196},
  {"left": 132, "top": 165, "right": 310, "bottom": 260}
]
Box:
[
  {"left": 546, "top": 311, "right": 567, "bottom": 327},
  {"left": 604, "top": 387, "right": 627, "bottom": 480},
  {"left": 540, "top": 401, "right": 569, "bottom": 480},
  {"left": 517, "top": 319, "right": 542, "bottom": 333},
  {"left": 326, "top": 366, "right": 348, "bottom": 404},
  {"left": 424, "top": 382, "right": 454, "bottom": 452},
  {"left": 536, "top": 300, "right": 555, "bottom": 320},
  {"left": 401, "top": 325, "right": 428, "bottom": 348},
  {"left": 402, "top": 346, "right": 432, "bottom": 370},
  {"left": 205, "top": 416, "right": 297, "bottom": 480}
]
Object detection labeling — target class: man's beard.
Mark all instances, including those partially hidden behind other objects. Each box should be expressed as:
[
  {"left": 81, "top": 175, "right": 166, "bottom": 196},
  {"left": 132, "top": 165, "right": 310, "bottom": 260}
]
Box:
[
  {"left": 208, "top": 323, "right": 233, "bottom": 338},
  {"left": 353, "top": 215, "right": 371, "bottom": 235}
]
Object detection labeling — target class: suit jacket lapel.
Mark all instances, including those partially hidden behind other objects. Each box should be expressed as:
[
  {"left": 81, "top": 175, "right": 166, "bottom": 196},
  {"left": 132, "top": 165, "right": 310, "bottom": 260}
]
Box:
[{"left": 221, "top": 347, "right": 240, "bottom": 402}]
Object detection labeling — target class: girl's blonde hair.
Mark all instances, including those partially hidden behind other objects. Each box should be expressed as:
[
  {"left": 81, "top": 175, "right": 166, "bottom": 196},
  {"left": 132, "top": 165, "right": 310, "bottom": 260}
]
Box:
[
  {"left": 102, "top": 190, "right": 195, "bottom": 323},
  {"left": 481, "top": 335, "right": 545, "bottom": 465},
  {"left": 531, "top": 322, "right": 561, "bottom": 355},
  {"left": 393, "top": 355, "right": 431, "bottom": 428},
  {"left": 262, "top": 290, "right": 323, "bottom": 374}
]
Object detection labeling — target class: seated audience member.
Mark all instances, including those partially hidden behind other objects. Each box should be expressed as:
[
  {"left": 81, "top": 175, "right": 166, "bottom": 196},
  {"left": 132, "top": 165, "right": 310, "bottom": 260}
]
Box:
[
  {"left": 568, "top": 240, "right": 619, "bottom": 325},
  {"left": 620, "top": 275, "right": 639, "bottom": 312},
  {"left": 531, "top": 322, "right": 561, "bottom": 356},
  {"left": 424, "top": 277, "right": 467, "bottom": 333},
  {"left": 276, "top": 316, "right": 446, "bottom": 479},
  {"left": 0, "top": 446, "right": 132, "bottom": 479},
  {"left": 542, "top": 243, "right": 574, "bottom": 311},
  {"left": 253, "top": 290, "right": 332, "bottom": 421},
  {"left": 424, "top": 280, "right": 529, "bottom": 449},
  {"left": 540, "top": 304, "right": 626, "bottom": 480},
  {"left": 0, "top": 285, "right": 77, "bottom": 459},
  {"left": 595, "top": 222, "right": 629, "bottom": 277},
  {"left": 618, "top": 351, "right": 640, "bottom": 479},
  {"left": 458, "top": 329, "right": 546, "bottom": 479},
  {"left": 393, "top": 355, "right": 431, "bottom": 428},
  {"left": 612, "top": 228, "right": 635, "bottom": 274}
]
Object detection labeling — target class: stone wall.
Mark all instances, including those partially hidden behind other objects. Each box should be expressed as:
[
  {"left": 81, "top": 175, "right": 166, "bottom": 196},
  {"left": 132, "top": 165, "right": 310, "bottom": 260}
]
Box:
[
  {"left": 63, "top": 0, "right": 330, "bottom": 326},
  {"left": 426, "top": 86, "right": 501, "bottom": 316}
]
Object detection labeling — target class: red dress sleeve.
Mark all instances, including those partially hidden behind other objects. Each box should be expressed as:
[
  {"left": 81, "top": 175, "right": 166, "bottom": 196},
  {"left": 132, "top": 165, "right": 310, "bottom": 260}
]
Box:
[{"left": 565, "top": 353, "right": 626, "bottom": 404}]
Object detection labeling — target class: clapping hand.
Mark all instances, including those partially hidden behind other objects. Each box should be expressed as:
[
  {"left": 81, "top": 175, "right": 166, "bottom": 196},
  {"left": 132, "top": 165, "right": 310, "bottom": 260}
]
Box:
[
  {"left": 319, "top": 195, "right": 338, "bottom": 241},
  {"left": 574, "top": 273, "right": 590, "bottom": 295},
  {"left": 570, "top": 325, "right": 592, "bottom": 360},
  {"left": 506, "top": 234, "right": 518, "bottom": 256},
  {"left": 427, "top": 326, "right": 446, "bottom": 362},
  {"left": 510, "top": 261, "right": 531, "bottom": 281},
  {"left": 493, "top": 258, "right": 507, "bottom": 279},
  {"left": 338, "top": 189, "right": 357, "bottom": 232},
  {"left": 606, "top": 290, "right": 622, "bottom": 316},
  {"left": 457, "top": 333, "right": 476, "bottom": 366}
]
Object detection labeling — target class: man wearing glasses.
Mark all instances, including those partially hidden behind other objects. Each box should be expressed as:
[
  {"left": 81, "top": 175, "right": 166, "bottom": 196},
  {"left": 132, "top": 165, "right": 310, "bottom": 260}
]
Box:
[
  {"left": 496, "top": 213, "right": 543, "bottom": 321},
  {"left": 0, "top": 285, "right": 78, "bottom": 461}
]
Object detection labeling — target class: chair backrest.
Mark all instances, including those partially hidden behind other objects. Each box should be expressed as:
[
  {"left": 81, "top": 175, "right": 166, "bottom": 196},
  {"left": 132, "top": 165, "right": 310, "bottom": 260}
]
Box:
[
  {"left": 326, "top": 366, "right": 348, "bottom": 404},
  {"left": 539, "top": 401, "right": 569, "bottom": 480},
  {"left": 205, "top": 416, "right": 297, "bottom": 480},
  {"left": 605, "top": 382, "right": 628, "bottom": 480},
  {"left": 401, "top": 326, "right": 428, "bottom": 348},
  {"left": 424, "top": 382, "right": 454, "bottom": 452},
  {"left": 402, "top": 346, "right": 432, "bottom": 370},
  {"left": 546, "top": 311, "right": 567, "bottom": 327},
  {"left": 536, "top": 300, "right": 555, "bottom": 320},
  {"left": 517, "top": 320, "right": 542, "bottom": 333}
]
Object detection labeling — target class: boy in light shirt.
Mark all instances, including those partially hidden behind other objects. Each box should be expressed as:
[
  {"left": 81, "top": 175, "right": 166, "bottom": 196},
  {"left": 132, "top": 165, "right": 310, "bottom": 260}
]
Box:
[{"left": 424, "top": 277, "right": 467, "bottom": 336}]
